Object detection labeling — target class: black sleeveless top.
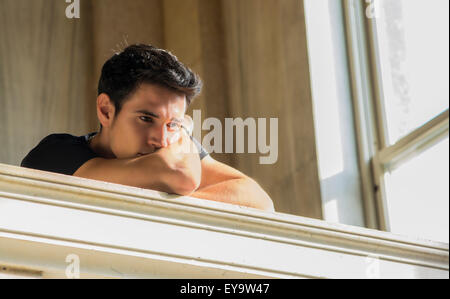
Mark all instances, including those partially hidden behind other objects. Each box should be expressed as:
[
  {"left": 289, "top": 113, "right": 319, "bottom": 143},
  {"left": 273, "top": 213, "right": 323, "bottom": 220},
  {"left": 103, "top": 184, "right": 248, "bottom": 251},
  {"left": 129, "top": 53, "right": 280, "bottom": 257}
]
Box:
[{"left": 21, "top": 132, "right": 208, "bottom": 175}]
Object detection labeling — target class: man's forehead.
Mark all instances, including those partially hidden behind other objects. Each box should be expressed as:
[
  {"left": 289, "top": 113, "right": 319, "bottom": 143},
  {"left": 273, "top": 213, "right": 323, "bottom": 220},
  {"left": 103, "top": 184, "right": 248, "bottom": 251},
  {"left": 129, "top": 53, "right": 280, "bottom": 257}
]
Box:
[
  {"left": 137, "top": 83, "right": 186, "bottom": 100},
  {"left": 127, "top": 84, "right": 187, "bottom": 113}
]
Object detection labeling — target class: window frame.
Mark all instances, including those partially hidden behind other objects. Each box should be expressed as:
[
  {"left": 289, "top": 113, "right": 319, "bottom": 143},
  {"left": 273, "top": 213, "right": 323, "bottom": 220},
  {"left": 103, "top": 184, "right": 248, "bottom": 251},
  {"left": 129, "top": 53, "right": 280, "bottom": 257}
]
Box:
[{"left": 342, "top": 0, "right": 450, "bottom": 232}]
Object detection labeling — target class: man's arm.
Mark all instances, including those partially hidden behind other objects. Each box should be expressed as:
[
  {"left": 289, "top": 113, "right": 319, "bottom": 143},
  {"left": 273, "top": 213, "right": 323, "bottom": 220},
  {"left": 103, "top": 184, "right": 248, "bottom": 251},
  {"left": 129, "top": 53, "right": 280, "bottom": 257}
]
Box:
[
  {"left": 189, "top": 156, "right": 275, "bottom": 212},
  {"left": 74, "top": 131, "right": 201, "bottom": 195}
]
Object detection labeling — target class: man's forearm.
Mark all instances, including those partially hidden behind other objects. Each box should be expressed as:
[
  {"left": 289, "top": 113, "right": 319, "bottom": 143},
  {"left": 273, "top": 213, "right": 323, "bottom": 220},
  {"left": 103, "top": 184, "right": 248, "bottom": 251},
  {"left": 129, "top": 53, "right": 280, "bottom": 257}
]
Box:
[
  {"left": 74, "top": 153, "right": 181, "bottom": 194},
  {"left": 189, "top": 178, "right": 274, "bottom": 211},
  {"left": 141, "top": 151, "right": 200, "bottom": 196}
]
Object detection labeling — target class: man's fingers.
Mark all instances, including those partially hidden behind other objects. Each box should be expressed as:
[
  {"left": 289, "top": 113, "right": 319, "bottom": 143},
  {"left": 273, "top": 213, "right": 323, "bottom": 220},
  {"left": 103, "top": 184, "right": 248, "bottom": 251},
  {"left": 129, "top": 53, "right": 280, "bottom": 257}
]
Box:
[
  {"left": 182, "top": 115, "right": 194, "bottom": 136},
  {"left": 168, "top": 132, "right": 181, "bottom": 145},
  {"left": 172, "top": 129, "right": 198, "bottom": 155}
]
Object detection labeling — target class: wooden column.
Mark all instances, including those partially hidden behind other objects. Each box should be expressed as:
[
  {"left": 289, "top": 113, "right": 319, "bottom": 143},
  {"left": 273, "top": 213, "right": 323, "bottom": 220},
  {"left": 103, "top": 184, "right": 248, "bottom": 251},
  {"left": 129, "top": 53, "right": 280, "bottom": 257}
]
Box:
[{"left": 220, "top": 0, "right": 322, "bottom": 218}]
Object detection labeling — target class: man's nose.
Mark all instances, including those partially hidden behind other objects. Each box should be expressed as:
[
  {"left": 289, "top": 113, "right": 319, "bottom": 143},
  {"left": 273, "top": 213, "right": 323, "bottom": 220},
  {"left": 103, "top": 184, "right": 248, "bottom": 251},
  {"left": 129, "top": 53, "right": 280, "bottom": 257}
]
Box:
[{"left": 149, "top": 125, "right": 169, "bottom": 148}]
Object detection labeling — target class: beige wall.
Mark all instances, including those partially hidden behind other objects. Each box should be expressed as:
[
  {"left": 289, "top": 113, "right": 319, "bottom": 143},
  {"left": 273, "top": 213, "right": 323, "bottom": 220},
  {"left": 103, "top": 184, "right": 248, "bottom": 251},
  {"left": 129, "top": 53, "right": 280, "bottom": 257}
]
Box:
[
  {"left": 91, "top": 0, "right": 165, "bottom": 88},
  {"left": 0, "top": 0, "right": 97, "bottom": 165},
  {"left": 0, "top": 0, "right": 322, "bottom": 219}
]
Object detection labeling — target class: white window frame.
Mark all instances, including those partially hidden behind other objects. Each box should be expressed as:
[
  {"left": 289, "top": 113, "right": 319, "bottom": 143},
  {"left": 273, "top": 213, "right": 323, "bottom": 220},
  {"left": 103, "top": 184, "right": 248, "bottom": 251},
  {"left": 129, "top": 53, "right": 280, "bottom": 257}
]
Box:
[
  {"left": 342, "top": 0, "right": 450, "bottom": 232},
  {"left": 304, "top": 0, "right": 367, "bottom": 227}
]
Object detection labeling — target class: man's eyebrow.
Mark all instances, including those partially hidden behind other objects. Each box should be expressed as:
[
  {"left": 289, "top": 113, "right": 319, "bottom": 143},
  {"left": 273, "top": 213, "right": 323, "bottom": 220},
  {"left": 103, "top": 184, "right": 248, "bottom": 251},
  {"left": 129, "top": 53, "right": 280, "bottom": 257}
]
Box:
[
  {"left": 136, "top": 110, "right": 183, "bottom": 122},
  {"left": 136, "top": 110, "right": 159, "bottom": 118}
]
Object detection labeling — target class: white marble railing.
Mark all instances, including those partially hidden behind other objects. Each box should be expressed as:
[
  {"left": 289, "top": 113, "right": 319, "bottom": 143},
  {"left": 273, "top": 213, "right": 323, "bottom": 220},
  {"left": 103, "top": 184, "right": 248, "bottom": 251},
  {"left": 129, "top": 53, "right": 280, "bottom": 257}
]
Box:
[{"left": 0, "top": 163, "right": 448, "bottom": 279}]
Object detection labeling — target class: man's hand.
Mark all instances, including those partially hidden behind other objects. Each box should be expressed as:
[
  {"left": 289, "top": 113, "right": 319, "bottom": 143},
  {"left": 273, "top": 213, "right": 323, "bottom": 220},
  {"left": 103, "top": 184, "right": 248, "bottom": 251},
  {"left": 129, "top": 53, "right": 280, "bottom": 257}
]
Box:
[{"left": 153, "top": 129, "right": 202, "bottom": 195}]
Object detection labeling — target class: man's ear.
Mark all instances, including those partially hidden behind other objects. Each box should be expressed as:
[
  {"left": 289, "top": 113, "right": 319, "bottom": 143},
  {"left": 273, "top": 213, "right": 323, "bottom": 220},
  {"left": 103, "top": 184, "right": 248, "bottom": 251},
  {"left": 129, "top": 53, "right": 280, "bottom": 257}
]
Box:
[{"left": 96, "top": 93, "right": 116, "bottom": 129}]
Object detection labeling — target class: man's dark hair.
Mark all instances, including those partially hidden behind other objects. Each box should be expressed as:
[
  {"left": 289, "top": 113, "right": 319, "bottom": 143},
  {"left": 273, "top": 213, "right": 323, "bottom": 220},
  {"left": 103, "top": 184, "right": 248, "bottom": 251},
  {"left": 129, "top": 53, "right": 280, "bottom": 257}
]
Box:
[{"left": 98, "top": 44, "right": 202, "bottom": 115}]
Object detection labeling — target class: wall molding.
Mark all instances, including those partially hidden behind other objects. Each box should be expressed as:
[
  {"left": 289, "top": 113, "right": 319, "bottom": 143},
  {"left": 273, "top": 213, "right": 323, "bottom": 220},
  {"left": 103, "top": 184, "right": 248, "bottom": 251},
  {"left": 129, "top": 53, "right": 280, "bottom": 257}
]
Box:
[{"left": 0, "top": 164, "right": 448, "bottom": 278}]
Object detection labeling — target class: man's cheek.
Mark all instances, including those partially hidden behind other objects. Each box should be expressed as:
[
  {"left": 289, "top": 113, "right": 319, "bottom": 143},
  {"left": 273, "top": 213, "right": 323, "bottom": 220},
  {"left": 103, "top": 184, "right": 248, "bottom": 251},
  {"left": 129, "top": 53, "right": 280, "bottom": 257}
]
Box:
[{"left": 113, "top": 143, "right": 137, "bottom": 159}]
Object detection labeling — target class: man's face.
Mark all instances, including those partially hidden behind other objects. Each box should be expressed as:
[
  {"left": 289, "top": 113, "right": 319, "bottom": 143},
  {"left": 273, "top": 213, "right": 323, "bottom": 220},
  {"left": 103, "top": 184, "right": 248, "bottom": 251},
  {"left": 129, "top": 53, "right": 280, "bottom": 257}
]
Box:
[{"left": 107, "top": 83, "right": 186, "bottom": 159}]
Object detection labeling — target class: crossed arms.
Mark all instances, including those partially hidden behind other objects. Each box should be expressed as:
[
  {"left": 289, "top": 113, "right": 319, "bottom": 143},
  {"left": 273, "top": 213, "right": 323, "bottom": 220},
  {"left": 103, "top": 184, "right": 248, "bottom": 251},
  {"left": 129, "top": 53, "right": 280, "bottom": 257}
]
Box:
[{"left": 74, "top": 132, "right": 274, "bottom": 212}]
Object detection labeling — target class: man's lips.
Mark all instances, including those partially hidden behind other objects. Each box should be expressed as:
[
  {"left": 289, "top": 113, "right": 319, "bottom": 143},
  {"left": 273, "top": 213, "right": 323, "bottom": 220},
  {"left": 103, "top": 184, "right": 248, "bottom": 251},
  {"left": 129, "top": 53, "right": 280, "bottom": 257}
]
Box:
[{"left": 137, "top": 152, "right": 150, "bottom": 157}]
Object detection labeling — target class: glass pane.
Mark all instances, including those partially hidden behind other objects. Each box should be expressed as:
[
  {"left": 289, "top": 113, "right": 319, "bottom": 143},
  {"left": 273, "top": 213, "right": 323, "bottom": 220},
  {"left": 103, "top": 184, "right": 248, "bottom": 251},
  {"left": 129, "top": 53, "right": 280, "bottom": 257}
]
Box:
[
  {"left": 384, "top": 137, "right": 449, "bottom": 243},
  {"left": 375, "top": 0, "right": 449, "bottom": 145}
]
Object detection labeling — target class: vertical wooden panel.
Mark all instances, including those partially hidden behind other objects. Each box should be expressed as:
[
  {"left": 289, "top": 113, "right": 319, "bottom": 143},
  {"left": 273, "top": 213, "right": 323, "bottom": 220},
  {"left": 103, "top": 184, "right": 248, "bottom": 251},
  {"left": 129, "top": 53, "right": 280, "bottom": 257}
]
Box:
[
  {"left": 162, "top": 0, "right": 234, "bottom": 166},
  {"left": 0, "top": 0, "right": 96, "bottom": 166},
  {"left": 196, "top": 0, "right": 234, "bottom": 167},
  {"left": 221, "top": 0, "right": 322, "bottom": 218},
  {"left": 91, "top": 0, "right": 165, "bottom": 98},
  {"left": 162, "top": 0, "right": 207, "bottom": 115}
]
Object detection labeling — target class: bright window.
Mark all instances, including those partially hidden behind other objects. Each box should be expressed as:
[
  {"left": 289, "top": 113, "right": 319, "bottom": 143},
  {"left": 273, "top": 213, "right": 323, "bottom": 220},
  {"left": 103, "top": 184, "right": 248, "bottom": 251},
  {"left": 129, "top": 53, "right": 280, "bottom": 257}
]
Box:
[
  {"left": 369, "top": 0, "right": 449, "bottom": 242},
  {"left": 384, "top": 137, "right": 449, "bottom": 243},
  {"left": 374, "top": 0, "right": 449, "bottom": 145},
  {"left": 343, "top": 0, "right": 449, "bottom": 242}
]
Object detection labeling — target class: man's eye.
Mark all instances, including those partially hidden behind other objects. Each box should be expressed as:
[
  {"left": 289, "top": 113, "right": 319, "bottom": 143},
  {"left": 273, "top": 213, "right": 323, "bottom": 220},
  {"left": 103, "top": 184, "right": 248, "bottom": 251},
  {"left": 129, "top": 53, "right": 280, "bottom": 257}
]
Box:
[{"left": 139, "top": 116, "right": 153, "bottom": 123}]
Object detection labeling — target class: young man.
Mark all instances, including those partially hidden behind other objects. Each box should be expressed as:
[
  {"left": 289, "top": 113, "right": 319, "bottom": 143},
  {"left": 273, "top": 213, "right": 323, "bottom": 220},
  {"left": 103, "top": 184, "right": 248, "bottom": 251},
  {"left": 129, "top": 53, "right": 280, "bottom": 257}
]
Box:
[{"left": 21, "top": 44, "right": 274, "bottom": 212}]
